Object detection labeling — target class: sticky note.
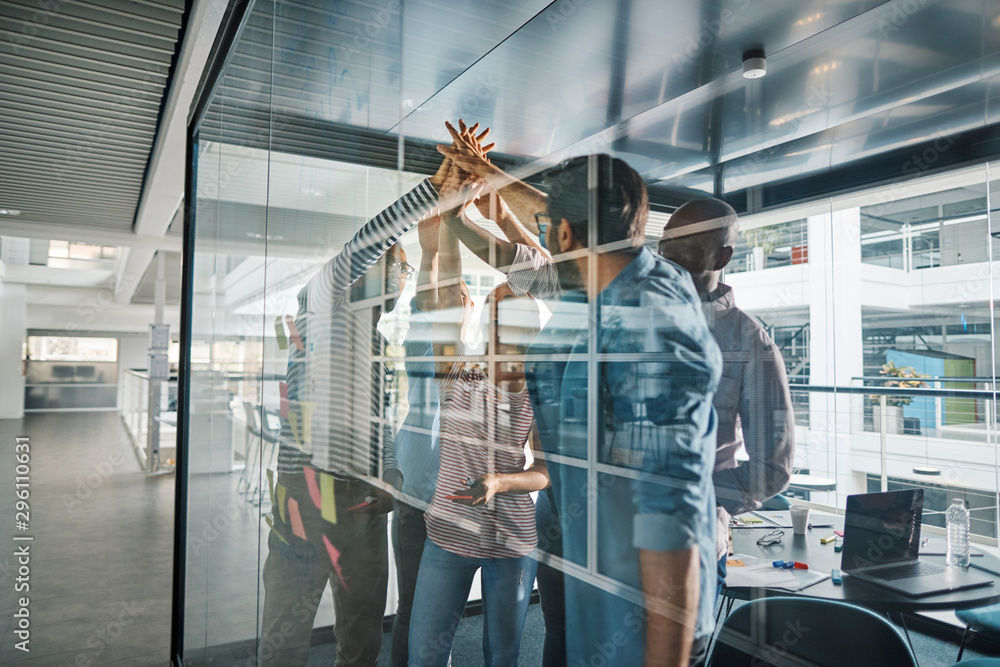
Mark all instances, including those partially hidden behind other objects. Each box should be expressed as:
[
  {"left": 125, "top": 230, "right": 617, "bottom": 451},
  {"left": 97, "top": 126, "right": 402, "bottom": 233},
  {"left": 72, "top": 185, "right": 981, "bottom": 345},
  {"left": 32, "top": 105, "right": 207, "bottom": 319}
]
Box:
[
  {"left": 286, "top": 315, "right": 305, "bottom": 351},
  {"left": 276, "top": 483, "right": 288, "bottom": 523},
  {"left": 738, "top": 517, "right": 763, "bottom": 524},
  {"left": 300, "top": 402, "right": 314, "bottom": 445},
  {"left": 726, "top": 559, "right": 746, "bottom": 567},
  {"left": 303, "top": 467, "right": 322, "bottom": 509},
  {"left": 821, "top": 534, "right": 837, "bottom": 544},
  {"left": 287, "top": 497, "right": 306, "bottom": 540},
  {"left": 322, "top": 534, "right": 347, "bottom": 589},
  {"left": 279, "top": 382, "right": 289, "bottom": 418},
  {"left": 274, "top": 317, "right": 288, "bottom": 350},
  {"left": 319, "top": 472, "right": 337, "bottom": 524},
  {"left": 266, "top": 468, "right": 276, "bottom": 507},
  {"left": 264, "top": 515, "right": 289, "bottom": 545}
]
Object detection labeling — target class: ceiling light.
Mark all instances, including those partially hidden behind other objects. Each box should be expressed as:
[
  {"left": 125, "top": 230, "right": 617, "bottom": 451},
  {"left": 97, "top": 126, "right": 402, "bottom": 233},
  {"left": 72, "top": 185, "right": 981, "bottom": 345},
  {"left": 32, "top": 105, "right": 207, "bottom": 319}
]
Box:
[
  {"left": 0, "top": 209, "right": 21, "bottom": 215},
  {"left": 743, "top": 48, "right": 766, "bottom": 79}
]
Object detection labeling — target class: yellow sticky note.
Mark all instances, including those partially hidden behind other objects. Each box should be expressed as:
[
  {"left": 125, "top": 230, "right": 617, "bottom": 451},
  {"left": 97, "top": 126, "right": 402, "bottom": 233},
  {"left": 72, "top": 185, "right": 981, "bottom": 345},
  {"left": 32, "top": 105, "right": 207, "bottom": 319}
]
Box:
[
  {"left": 738, "top": 516, "right": 763, "bottom": 524},
  {"left": 264, "top": 515, "right": 289, "bottom": 545},
  {"left": 320, "top": 472, "right": 337, "bottom": 525},
  {"left": 274, "top": 317, "right": 288, "bottom": 350},
  {"left": 726, "top": 559, "right": 746, "bottom": 567},
  {"left": 266, "top": 468, "right": 276, "bottom": 507},
  {"left": 300, "top": 401, "right": 314, "bottom": 445},
  {"left": 276, "top": 483, "right": 287, "bottom": 524}
]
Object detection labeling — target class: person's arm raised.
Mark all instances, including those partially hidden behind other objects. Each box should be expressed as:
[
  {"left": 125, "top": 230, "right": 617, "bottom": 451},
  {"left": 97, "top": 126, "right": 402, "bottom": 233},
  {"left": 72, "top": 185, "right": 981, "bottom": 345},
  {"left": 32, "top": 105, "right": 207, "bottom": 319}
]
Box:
[
  {"left": 473, "top": 189, "right": 546, "bottom": 256},
  {"left": 437, "top": 120, "right": 547, "bottom": 235}
]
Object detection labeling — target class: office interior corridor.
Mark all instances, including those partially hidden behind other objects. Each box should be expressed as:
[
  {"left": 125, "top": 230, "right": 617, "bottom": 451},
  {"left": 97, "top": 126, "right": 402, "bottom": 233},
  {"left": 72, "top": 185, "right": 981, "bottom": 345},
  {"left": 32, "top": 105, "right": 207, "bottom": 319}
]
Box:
[{"left": 0, "top": 412, "right": 173, "bottom": 666}]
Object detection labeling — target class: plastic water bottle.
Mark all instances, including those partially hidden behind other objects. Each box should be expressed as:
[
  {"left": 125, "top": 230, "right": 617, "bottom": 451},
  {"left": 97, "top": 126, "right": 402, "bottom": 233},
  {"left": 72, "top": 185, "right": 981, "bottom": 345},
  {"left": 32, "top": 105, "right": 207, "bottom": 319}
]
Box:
[{"left": 946, "top": 498, "right": 971, "bottom": 569}]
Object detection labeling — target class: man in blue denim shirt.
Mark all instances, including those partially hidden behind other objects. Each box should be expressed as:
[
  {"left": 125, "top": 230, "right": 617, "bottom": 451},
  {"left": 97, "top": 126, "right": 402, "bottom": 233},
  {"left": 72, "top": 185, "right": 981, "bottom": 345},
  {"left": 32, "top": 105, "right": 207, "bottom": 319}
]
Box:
[{"left": 525, "top": 155, "right": 721, "bottom": 666}]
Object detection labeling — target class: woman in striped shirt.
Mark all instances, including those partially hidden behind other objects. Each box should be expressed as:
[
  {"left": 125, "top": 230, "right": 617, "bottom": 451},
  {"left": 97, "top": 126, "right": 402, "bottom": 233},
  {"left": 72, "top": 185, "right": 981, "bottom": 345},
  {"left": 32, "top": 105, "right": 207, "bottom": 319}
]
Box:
[{"left": 407, "top": 180, "right": 549, "bottom": 667}]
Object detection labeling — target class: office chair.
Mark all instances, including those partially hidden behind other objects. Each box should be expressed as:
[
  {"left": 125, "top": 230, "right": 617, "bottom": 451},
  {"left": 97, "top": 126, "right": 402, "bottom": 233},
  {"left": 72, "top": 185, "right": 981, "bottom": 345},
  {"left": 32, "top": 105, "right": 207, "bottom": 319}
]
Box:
[
  {"left": 957, "top": 603, "right": 1000, "bottom": 660},
  {"left": 760, "top": 494, "right": 792, "bottom": 511},
  {"left": 708, "top": 597, "right": 917, "bottom": 667},
  {"left": 249, "top": 409, "right": 282, "bottom": 508}
]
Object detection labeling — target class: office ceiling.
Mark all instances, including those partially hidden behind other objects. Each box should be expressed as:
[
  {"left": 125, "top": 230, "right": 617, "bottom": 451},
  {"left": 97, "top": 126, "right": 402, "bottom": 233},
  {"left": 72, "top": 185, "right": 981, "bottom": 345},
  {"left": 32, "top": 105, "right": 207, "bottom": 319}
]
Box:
[
  {"left": 2, "top": 0, "right": 1000, "bottom": 312},
  {"left": 198, "top": 0, "right": 1000, "bottom": 220},
  {"left": 0, "top": 0, "right": 186, "bottom": 232}
]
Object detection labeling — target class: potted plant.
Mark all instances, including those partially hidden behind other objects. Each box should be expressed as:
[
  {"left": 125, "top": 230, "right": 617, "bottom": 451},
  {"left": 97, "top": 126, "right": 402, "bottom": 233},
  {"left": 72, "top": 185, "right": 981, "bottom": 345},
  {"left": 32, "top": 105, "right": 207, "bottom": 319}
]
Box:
[
  {"left": 870, "top": 361, "right": 928, "bottom": 434},
  {"left": 743, "top": 227, "right": 782, "bottom": 271}
]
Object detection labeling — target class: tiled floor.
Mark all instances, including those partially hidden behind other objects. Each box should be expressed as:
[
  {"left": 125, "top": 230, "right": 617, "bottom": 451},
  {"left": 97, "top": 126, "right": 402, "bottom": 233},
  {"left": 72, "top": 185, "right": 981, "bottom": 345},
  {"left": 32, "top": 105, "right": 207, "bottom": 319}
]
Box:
[{"left": 0, "top": 412, "right": 174, "bottom": 666}]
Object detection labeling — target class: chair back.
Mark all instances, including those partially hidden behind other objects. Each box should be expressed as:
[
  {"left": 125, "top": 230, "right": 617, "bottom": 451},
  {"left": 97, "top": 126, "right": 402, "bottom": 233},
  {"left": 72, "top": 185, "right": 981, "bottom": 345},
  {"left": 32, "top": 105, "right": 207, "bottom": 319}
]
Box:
[
  {"left": 708, "top": 597, "right": 916, "bottom": 667},
  {"left": 261, "top": 408, "right": 282, "bottom": 444},
  {"left": 243, "top": 401, "right": 262, "bottom": 437},
  {"left": 759, "top": 494, "right": 792, "bottom": 511}
]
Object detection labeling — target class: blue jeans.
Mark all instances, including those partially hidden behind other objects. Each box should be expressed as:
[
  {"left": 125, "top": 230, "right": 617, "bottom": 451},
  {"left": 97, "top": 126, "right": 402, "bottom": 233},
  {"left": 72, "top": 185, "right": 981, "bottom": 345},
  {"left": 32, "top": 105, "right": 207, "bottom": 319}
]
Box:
[{"left": 408, "top": 539, "right": 537, "bottom": 667}]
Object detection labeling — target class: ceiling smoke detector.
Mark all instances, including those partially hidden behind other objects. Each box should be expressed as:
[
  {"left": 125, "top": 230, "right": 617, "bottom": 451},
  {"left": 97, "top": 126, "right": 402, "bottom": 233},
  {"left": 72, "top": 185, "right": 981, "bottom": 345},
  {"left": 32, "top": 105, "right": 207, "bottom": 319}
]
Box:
[{"left": 743, "top": 47, "right": 767, "bottom": 79}]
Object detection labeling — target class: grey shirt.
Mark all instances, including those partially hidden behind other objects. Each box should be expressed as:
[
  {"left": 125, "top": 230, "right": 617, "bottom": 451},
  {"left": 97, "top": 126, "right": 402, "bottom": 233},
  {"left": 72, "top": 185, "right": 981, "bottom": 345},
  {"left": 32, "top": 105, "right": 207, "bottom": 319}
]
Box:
[{"left": 705, "top": 284, "right": 794, "bottom": 557}]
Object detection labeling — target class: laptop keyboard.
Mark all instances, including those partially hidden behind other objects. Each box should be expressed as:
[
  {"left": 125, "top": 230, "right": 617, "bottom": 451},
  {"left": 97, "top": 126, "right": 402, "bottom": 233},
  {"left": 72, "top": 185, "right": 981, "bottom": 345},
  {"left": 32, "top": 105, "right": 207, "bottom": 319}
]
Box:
[{"left": 869, "top": 561, "right": 945, "bottom": 581}]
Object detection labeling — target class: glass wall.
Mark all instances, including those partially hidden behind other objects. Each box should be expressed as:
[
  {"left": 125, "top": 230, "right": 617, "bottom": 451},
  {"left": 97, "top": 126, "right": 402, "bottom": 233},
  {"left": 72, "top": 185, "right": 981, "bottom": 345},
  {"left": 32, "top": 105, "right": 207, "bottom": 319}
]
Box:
[
  {"left": 178, "top": 1, "right": 1000, "bottom": 665},
  {"left": 726, "top": 165, "right": 1000, "bottom": 527}
]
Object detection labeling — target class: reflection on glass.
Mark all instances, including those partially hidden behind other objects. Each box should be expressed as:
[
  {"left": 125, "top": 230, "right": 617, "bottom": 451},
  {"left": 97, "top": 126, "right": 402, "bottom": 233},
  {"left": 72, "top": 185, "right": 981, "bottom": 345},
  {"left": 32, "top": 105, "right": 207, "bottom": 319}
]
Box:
[{"left": 178, "top": 1, "right": 1000, "bottom": 662}]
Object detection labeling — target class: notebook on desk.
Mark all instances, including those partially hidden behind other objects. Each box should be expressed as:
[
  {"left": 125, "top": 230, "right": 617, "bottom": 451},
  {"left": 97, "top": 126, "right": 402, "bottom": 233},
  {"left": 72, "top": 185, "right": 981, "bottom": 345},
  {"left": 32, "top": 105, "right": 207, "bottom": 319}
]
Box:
[{"left": 841, "top": 489, "right": 993, "bottom": 597}]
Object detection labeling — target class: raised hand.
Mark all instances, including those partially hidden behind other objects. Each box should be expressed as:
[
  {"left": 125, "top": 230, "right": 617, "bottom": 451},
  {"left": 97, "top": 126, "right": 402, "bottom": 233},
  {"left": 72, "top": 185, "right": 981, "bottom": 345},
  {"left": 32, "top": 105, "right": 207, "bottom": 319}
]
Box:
[{"left": 438, "top": 120, "right": 501, "bottom": 183}]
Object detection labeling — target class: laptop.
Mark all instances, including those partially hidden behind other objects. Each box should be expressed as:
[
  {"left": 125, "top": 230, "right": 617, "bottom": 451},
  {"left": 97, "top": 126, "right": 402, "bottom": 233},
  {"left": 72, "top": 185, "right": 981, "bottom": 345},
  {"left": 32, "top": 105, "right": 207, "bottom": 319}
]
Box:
[{"left": 841, "top": 489, "right": 993, "bottom": 597}]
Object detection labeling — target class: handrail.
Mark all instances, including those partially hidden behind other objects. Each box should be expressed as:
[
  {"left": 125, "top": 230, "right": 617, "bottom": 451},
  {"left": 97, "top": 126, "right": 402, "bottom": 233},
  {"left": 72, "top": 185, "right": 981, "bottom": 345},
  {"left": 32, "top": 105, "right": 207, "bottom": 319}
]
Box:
[
  {"left": 789, "top": 384, "right": 995, "bottom": 400},
  {"left": 778, "top": 322, "right": 810, "bottom": 354},
  {"left": 852, "top": 375, "right": 996, "bottom": 383}
]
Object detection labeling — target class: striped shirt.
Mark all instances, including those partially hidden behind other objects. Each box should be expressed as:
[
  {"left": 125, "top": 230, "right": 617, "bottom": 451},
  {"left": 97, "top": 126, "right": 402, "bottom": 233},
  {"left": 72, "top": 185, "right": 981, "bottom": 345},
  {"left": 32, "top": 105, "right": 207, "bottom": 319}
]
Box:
[
  {"left": 277, "top": 180, "right": 438, "bottom": 477},
  {"left": 507, "top": 243, "right": 560, "bottom": 299},
  {"left": 424, "top": 363, "right": 537, "bottom": 559}
]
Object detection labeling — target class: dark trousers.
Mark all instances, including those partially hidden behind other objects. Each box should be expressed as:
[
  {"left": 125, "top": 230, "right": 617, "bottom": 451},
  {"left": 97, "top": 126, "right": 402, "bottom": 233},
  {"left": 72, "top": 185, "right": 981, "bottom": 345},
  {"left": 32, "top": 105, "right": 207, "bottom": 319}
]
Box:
[
  {"left": 391, "top": 501, "right": 428, "bottom": 667},
  {"left": 535, "top": 489, "right": 566, "bottom": 667},
  {"left": 260, "top": 472, "right": 388, "bottom": 667}
]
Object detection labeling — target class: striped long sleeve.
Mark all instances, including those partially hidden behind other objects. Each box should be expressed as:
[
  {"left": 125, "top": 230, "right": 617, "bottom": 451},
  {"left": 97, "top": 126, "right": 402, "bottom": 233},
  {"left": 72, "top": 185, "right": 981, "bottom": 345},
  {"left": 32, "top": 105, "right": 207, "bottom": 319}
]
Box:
[{"left": 278, "top": 180, "right": 438, "bottom": 479}]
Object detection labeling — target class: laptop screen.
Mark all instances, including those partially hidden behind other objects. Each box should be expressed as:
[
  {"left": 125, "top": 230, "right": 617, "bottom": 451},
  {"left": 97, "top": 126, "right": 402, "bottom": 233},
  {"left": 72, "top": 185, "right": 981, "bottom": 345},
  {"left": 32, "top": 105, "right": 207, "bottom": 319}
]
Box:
[{"left": 841, "top": 489, "right": 923, "bottom": 572}]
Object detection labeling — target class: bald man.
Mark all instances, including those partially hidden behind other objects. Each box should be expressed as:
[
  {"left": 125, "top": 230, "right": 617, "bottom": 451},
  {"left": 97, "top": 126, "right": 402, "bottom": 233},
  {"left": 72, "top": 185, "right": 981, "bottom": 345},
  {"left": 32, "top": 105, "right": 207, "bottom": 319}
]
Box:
[{"left": 659, "top": 198, "right": 795, "bottom": 590}]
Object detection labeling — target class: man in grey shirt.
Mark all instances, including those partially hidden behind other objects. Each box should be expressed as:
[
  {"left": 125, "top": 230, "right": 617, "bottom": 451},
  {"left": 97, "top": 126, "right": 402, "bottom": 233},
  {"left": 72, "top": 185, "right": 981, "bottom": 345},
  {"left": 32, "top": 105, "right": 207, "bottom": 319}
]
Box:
[{"left": 659, "top": 198, "right": 795, "bottom": 583}]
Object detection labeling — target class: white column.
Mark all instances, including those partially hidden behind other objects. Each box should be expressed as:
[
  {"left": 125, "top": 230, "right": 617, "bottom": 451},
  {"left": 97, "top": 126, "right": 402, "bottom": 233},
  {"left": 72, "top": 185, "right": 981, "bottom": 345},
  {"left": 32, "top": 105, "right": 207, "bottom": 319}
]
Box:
[
  {"left": 0, "top": 281, "right": 27, "bottom": 419},
  {"left": 805, "top": 207, "right": 864, "bottom": 478}
]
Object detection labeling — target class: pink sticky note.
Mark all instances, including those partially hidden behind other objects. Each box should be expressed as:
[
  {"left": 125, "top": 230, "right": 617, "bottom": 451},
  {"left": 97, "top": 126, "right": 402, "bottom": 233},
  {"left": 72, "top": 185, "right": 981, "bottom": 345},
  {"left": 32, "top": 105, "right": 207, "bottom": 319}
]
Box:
[
  {"left": 279, "top": 381, "right": 289, "bottom": 418},
  {"left": 286, "top": 315, "right": 305, "bottom": 351},
  {"left": 303, "top": 466, "right": 322, "bottom": 509},
  {"left": 322, "top": 534, "right": 347, "bottom": 589},
  {"left": 287, "top": 497, "right": 307, "bottom": 540}
]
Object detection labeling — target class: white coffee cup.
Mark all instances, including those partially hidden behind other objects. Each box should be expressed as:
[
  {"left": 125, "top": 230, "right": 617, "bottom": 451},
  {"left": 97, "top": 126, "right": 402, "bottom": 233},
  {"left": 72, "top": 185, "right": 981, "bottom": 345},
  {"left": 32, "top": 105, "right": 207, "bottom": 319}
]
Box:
[{"left": 790, "top": 505, "right": 810, "bottom": 534}]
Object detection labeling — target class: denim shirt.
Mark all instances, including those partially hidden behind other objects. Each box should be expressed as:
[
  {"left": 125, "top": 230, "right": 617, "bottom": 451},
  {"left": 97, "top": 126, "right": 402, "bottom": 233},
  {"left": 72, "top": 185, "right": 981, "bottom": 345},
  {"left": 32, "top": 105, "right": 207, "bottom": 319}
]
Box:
[{"left": 526, "top": 247, "right": 721, "bottom": 661}]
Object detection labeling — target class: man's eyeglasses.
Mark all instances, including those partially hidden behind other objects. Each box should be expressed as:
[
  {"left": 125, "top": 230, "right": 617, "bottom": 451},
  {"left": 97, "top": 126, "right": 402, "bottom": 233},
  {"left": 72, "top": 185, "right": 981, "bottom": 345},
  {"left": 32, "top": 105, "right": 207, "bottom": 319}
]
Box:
[
  {"left": 756, "top": 529, "right": 784, "bottom": 546},
  {"left": 387, "top": 259, "right": 415, "bottom": 279}
]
